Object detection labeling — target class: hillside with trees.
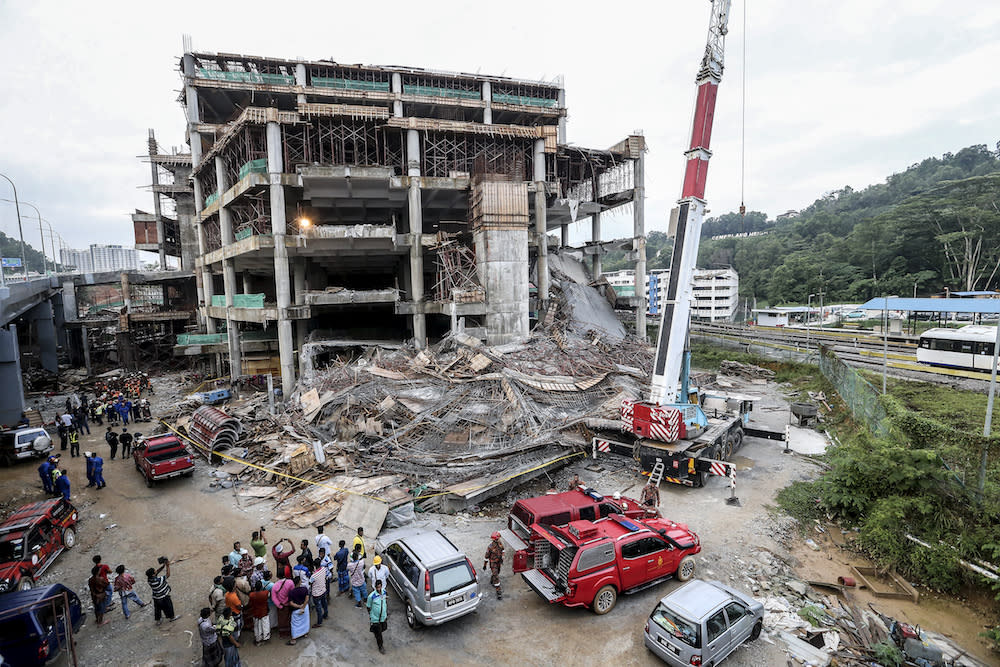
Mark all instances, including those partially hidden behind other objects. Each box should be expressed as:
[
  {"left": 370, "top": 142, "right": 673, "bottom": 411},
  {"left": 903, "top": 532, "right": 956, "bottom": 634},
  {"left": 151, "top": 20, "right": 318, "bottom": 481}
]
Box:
[
  {"left": 598, "top": 143, "right": 1000, "bottom": 305},
  {"left": 0, "top": 230, "right": 51, "bottom": 274}
]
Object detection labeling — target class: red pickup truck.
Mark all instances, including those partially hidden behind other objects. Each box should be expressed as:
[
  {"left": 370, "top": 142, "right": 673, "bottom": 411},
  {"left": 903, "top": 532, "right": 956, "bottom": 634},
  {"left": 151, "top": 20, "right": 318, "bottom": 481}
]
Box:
[
  {"left": 0, "top": 499, "right": 78, "bottom": 593},
  {"left": 133, "top": 435, "right": 195, "bottom": 487},
  {"left": 516, "top": 514, "right": 701, "bottom": 615}
]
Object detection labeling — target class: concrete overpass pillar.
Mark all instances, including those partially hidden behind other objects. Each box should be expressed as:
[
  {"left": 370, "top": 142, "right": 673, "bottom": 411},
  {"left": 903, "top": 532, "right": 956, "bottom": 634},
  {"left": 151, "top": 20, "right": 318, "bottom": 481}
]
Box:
[
  {"left": 27, "top": 301, "right": 58, "bottom": 374},
  {"left": 61, "top": 281, "right": 77, "bottom": 322},
  {"left": 81, "top": 326, "right": 92, "bottom": 376},
  {"left": 591, "top": 213, "right": 602, "bottom": 279},
  {"left": 51, "top": 292, "right": 67, "bottom": 350},
  {"left": 633, "top": 150, "right": 646, "bottom": 340},
  {"left": 0, "top": 325, "right": 25, "bottom": 426}
]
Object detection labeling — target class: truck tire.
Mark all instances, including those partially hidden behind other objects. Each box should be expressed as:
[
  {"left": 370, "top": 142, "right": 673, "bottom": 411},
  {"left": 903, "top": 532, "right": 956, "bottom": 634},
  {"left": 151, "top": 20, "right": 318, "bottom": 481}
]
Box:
[
  {"left": 32, "top": 435, "right": 52, "bottom": 453},
  {"left": 145, "top": 476, "right": 154, "bottom": 488},
  {"left": 695, "top": 447, "right": 718, "bottom": 487},
  {"left": 749, "top": 619, "right": 762, "bottom": 641},
  {"left": 1, "top": 453, "right": 13, "bottom": 467},
  {"left": 676, "top": 555, "right": 696, "bottom": 582},
  {"left": 592, "top": 585, "right": 618, "bottom": 615},
  {"left": 62, "top": 527, "right": 76, "bottom": 549}
]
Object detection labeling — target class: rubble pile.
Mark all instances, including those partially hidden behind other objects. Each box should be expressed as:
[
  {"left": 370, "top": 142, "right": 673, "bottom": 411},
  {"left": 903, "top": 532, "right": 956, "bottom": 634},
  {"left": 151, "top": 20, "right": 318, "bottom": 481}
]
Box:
[{"left": 719, "top": 359, "right": 776, "bottom": 380}]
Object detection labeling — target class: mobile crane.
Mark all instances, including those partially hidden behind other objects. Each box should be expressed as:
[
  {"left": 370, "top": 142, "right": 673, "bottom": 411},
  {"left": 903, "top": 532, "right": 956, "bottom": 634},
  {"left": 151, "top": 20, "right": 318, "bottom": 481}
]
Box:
[{"left": 595, "top": 0, "right": 781, "bottom": 486}]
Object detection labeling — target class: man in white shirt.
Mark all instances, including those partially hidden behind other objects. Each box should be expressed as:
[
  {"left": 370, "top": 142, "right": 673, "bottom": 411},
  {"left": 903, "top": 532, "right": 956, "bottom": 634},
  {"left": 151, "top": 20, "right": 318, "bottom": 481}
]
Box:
[
  {"left": 60, "top": 412, "right": 73, "bottom": 427},
  {"left": 368, "top": 555, "right": 389, "bottom": 592},
  {"left": 315, "top": 525, "right": 333, "bottom": 556}
]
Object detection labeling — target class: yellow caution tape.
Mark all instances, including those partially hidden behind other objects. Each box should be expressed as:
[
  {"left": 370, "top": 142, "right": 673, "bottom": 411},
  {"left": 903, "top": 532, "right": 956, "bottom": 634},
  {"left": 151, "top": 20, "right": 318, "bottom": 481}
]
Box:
[{"left": 157, "top": 419, "right": 388, "bottom": 502}]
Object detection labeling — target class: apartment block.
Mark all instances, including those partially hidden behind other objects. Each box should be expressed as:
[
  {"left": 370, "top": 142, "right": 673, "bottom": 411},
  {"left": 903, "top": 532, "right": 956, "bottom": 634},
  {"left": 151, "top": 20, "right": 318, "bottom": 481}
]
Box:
[
  {"left": 175, "top": 40, "right": 647, "bottom": 395},
  {"left": 604, "top": 267, "right": 739, "bottom": 322},
  {"left": 60, "top": 244, "right": 142, "bottom": 274}
]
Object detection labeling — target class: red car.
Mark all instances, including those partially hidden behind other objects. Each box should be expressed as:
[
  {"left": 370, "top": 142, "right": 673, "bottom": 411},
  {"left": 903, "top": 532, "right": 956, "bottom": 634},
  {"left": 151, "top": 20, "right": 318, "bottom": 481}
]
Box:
[
  {"left": 516, "top": 514, "right": 700, "bottom": 615},
  {"left": 0, "top": 499, "right": 78, "bottom": 593},
  {"left": 133, "top": 435, "right": 195, "bottom": 487}
]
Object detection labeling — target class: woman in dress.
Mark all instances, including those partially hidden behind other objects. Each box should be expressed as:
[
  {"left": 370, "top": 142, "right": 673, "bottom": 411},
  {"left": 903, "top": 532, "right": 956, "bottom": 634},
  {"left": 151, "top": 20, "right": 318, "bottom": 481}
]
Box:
[{"left": 286, "top": 575, "right": 311, "bottom": 645}]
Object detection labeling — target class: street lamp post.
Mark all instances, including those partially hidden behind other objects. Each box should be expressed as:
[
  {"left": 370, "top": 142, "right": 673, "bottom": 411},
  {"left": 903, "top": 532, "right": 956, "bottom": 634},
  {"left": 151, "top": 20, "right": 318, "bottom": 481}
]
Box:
[
  {"left": 20, "top": 202, "right": 47, "bottom": 275},
  {"left": 0, "top": 173, "right": 28, "bottom": 281},
  {"left": 806, "top": 293, "right": 816, "bottom": 351}
]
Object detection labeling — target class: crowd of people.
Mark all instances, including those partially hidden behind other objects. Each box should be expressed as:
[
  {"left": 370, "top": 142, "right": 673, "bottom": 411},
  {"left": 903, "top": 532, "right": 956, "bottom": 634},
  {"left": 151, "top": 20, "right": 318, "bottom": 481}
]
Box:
[{"left": 196, "top": 524, "right": 392, "bottom": 666}]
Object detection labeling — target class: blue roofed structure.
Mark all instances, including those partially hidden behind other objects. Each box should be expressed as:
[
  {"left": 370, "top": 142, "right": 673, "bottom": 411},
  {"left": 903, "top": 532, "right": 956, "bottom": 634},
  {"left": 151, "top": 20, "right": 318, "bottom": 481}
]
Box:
[{"left": 860, "top": 298, "right": 1000, "bottom": 313}]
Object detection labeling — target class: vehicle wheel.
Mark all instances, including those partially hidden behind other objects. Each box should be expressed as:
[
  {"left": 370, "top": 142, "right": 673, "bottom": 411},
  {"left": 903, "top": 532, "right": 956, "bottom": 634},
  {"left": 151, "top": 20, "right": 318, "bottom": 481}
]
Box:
[
  {"left": 722, "top": 434, "right": 735, "bottom": 461},
  {"left": 62, "top": 527, "right": 76, "bottom": 549},
  {"left": 135, "top": 461, "right": 141, "bottom": 472},
  {"left": 1, "top": 453, "right": 13, "bottom": 467},
  {"left": 592, "top": 585, "right": 618, "bottom": 615},
  {"left": 18, "top": 577, "right": 33, "bottom": 591},
  {"left": 695, "top": 448, "right": 717, "bottom": 487},
  {"left": 183, "top": 471, "right": 193, "bottom": 478},
  {"left": 145, "top": 476, "right": 154, "bottom": 488},
  {"left": 676, "top": 555, "right": 696, "bottom": 582},
  {"left": 749, "top": 619, "right": 762, "bottom": 641},
  {"left": 732, "top": 428, "right": 744, "bottom": 453},
  {"left": 405, "top": 600, "right": 420, "bottom": 629}
]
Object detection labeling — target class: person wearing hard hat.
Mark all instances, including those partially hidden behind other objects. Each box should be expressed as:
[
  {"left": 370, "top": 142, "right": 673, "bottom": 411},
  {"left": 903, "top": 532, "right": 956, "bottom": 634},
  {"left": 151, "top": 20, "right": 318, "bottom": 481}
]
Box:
[
  {"left": 368, "top": 555, "right": 389, "bottom": 593},
  {"left": 483, "top": 532, "right": 505, "bottom": 600}
]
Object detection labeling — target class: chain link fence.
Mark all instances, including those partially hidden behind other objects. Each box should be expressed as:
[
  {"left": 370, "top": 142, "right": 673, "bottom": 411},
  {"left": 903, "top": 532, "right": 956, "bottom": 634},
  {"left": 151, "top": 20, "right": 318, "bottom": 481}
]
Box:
[{"left": 818, "top": 345, "right": 889, "bottom": 437}]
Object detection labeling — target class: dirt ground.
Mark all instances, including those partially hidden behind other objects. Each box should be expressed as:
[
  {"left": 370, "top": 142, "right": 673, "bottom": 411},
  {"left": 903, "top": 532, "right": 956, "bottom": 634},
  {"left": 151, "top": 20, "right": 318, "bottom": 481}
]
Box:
[{"left": 1, "top": 375, "right": 996, "bottom": 666}]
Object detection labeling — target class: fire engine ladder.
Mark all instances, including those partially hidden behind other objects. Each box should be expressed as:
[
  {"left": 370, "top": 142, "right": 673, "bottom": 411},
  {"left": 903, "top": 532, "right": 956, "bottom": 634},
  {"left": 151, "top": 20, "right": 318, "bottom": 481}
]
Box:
[{"left": 649, "top": 459, "right": 666, "bottom": 487}]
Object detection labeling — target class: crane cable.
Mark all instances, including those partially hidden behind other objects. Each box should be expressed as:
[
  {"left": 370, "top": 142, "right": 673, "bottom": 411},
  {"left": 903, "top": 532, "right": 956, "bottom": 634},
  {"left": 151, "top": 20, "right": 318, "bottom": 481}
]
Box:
[{"left": 739, "top": 0, "right": 748, "bottom": 232}]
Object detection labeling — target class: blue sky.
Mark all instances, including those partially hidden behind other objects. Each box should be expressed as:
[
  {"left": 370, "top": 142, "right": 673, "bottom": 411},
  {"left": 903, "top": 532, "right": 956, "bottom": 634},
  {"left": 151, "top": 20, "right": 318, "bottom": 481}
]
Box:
[{"left": 1, "top": 0, "right": 998, "bottom": 256}]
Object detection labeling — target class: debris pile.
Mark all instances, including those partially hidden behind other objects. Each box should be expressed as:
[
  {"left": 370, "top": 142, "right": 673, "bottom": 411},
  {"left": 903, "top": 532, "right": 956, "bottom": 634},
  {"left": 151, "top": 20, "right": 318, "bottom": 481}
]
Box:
[{"left": 720, "top": 359, "right": 776, "bottom": 380}]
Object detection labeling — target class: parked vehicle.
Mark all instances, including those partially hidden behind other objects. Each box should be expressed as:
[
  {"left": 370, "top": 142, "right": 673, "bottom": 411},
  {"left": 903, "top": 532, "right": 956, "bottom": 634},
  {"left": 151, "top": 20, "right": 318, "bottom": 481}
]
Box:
[
  {"left": 0, "top": 583, "right": 86, "bottom": 665},
  {"left": 644, "top": 579, "right": 764, "bottom": 666},
  {"left": 917, "top": 325, "right": 999, "bottom": 372},
  {"left": 517, "top": 514, "right": 701, "bottom": 615},
  {"left": 133, "top": 435, "right": 195, "bottom": 487},
  {"left": 0, "top": 500, "right": 78, "bottom": 594},
  {"left": 197, "top": 389, "right": 232, "bottom": 405},
  {"left": 0, "top": 428, "right": 53, "bottom": 467},
  {"left": 501, "top": 487, "right": 656, "bottom": 551},
  {"left": 373, "top": 527, "right": 480, "bottom": 629}
]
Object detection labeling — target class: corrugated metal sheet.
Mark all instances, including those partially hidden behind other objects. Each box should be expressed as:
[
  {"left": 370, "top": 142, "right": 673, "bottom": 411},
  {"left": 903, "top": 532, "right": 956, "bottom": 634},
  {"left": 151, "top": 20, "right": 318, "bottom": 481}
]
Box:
[{"left": 190, "top": 406, "right": 243, "bottom": 458}]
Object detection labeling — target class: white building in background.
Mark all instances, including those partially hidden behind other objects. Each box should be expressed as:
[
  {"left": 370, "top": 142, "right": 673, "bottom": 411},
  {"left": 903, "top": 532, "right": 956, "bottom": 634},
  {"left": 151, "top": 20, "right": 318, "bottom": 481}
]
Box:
[
  {"left": 602, "top": 267, "right": 740, "bottom": 322},
  {"left": 60, "top": 244, "right": 141, "bottom": 273}
]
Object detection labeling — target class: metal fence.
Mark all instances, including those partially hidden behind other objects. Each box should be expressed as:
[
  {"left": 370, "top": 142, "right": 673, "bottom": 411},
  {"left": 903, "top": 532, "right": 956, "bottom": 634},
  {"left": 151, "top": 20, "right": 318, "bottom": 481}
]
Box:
[{"left": 818, "top": 345, "right": 889, "bottom": 437}]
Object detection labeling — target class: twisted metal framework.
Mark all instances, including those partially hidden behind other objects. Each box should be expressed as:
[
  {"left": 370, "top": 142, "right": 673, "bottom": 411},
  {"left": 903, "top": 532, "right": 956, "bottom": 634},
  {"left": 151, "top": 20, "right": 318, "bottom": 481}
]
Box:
[
  {"left": 231, "top": 194, "right": 271, "bottom": 237},
  {"left": 422, "top": 131, "right": 532, "bottom": 180},
  {"left": 221, "top": 124, "right": 267, "bottom": 186}
]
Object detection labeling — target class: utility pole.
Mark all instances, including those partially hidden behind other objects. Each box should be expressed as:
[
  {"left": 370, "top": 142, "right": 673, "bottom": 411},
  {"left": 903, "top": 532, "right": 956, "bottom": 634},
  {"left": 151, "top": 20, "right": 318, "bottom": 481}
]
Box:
[
  {"left": 882, "top": 295, "right": 889, "bottom": 395},
  {"left": 20, "top": 202, "right": 47, "bottom": 275},
  {"left": 0, "top": 173, "right": 27, "bottom": 281},
  {"left": 980, "top": 322, "right": 1000, "bottom": 501}
]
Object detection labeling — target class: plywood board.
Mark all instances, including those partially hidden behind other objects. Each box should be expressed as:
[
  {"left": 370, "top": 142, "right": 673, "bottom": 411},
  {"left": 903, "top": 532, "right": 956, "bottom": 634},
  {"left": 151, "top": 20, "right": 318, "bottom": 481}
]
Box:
[{"left": 336, "top": 493, "right": 390, "bottom": 540}]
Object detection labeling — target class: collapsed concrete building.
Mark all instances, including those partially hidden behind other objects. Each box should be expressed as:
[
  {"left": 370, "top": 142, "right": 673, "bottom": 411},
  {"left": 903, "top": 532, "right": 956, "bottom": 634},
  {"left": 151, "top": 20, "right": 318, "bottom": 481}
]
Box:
[{"left": 166, "top": 38, "right": 647, "bottom": 395}]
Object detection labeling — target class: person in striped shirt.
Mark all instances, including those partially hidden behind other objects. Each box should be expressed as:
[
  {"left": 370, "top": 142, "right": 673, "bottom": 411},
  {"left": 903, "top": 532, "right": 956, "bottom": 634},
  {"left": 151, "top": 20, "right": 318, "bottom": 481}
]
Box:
[{"left": 146, "top": 557, "right": 180, "bottom": 625}]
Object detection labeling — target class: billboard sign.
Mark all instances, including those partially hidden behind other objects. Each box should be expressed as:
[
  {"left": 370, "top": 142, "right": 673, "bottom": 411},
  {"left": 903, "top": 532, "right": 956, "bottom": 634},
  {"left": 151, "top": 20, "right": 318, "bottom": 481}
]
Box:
[{"left": 1, "top": 258, "right": 22, "bottom": 268}]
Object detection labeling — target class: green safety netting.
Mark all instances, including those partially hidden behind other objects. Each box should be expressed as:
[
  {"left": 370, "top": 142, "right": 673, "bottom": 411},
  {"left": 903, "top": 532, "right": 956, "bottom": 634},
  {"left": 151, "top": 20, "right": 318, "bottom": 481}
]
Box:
[
  {"left": 492, "top": 93, "right": 558, "bottom": 108},
  {"left": 198, "top": 69, "right": 294, "bottom": 85},
  {"left": 238, "top": 158, "right": 267, "bottom": 180},
  {"left": 204, "top": 192, "right": 219, "bottom": 207},
  {"left": 235, "top": 227, "right": 253, "bottom": 241},
  {"left": 403, "top": 85, "right": 481, "bottom": 100},
  {"left": 176, "top": 333, "right": 226, "bottom": 345},
  {"left": 211, "top": 293, "right": 267, "bottom": 308},
  {"left": 311, "top": 77, "right": 389, "bottom": 92}
]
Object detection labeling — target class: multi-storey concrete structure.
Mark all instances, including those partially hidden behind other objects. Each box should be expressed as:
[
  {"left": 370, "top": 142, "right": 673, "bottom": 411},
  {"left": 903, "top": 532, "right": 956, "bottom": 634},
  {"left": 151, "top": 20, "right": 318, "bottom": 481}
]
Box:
[
  {"left": 132, "top": 129, "right": 198, "bottom": 271},
  {"left": 177, "top": 39, "right": 646, "bottom": 395},
  {"left": 604, "top": 267, "right": 739, "bottom": 322}
]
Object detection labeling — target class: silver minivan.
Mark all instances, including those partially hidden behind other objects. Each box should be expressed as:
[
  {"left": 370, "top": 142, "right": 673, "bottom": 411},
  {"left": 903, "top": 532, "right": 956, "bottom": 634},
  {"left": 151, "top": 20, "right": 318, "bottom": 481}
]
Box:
[
  {"left": 374, "top": 528, "right": 480, "bottom": 629},
  {"left": 644, "top": 579, "right": 764, "bottom": 666}
]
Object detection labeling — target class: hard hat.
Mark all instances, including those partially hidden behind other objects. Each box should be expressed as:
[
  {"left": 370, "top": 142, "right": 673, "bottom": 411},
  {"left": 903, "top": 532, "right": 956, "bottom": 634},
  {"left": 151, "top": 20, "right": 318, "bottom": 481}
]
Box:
[
  {"left": 373, "top": 556, "right": 382, "bottom": 565},
  {"left": 275, "top": 544, "right": 285, "bottom": 554},
  {"left": 491, "top": 531, "right": 501, "bottom": 541},
  {"left": 612, "top": 492, "right": 621, "bottom": 500},
  {"left": 240, "top": 548, "right": 248, "bottom": 555},
  {"left": 253, "top": 556, "right": 265, "bottom": 566}
]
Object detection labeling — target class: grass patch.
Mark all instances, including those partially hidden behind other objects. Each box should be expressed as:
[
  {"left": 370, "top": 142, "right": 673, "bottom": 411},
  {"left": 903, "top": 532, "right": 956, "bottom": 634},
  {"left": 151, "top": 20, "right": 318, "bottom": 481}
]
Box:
[
  {"left": 882, "top": 375, "right": 1000, "bottom": 436},
  {"left": 775, "top": 481, "right": 826, "bottom": 525}
]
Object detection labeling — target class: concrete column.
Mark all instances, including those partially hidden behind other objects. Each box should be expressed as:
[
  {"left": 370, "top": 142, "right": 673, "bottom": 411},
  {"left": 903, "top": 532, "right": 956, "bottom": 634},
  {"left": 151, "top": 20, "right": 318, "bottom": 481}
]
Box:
[
  {"left": 51, "top": 293, "right": 67, "bottom": 350},
  {"left": 405, "top": 128, "right": 426, "bottom": 347},
  {"left": 81, "top": 326, "right": 92, "bottom": 377},
  {"left": 561, "top": 224, "right": 569, "bottom": 248},
  {"left": 148, "top": 129, "right": 167, "bottom": 270},
  {"left": 242, "top": 272, "right": 252, "bottom": 295},
  {"left": 121, "top": 272, "right": 132, "bottom": 313},
  {"left": 591, "top": 213, "right": 602, "bottom": 279},
  {"left": 295, "top": 63, "right": 307, "bottom": 105},
  {"left": 268, "top": 121, "right": 296, "bottom": 396},
  {"left": 533, "top": 139, "right": 548, "bottom": 304},
  {"left": 557, "top": 88, "right": 567, "bottom": 144},
  {"left": 27, "top": 301, "right": 58, "bottom": 374},
  {"left": 216, "top": 156, "right": 241, "bottom": 380},
  {"left": 0, "top": 325, "right": 25, "bottom": 424},
  {"left": 633, "top": 151, "right": 646, "bottom": 339},
  {"left": 391, "top": 73, "right": 403, "bottom": 118},
  {"left": 408, "top": 182, "right": 426, "bottom": 348},
  {"left": 293, "top": 259, "right": 306, "bottom": 306},
  {"left": 61, "top": 281, "right": 77, "bottom": 322},
  {"left": 482, "top": 81, "right": 493, "bottom": 125},
  {"left": 193, "top": 171, "right": 215, "bottom": 333}
]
